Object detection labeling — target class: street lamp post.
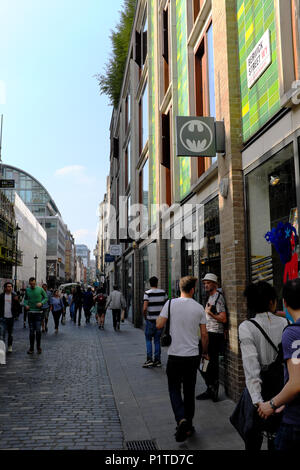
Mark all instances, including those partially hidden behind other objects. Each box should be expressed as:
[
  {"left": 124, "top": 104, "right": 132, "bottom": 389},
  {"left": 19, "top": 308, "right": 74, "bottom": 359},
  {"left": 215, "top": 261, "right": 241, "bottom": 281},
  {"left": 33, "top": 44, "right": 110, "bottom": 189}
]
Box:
[
  {"left": 34, "top": 254, "right": 38, "bottom": 280},
  {"left": 14, "top": 224, "right": 21, "bottom": 292}
]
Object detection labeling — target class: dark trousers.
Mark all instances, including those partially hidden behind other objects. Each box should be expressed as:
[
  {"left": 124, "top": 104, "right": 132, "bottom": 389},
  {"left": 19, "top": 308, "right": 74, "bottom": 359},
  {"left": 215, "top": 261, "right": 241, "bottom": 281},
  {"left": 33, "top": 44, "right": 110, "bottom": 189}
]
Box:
[
  {"left": 166, "top": 355, "right": 200, "bottom": 426},
  {"left": 0, "top": 317, "right": 14, "bottom": 347},
  {"left": 52, "top": 310, "right": 62, "bottom": 329},
  {"left": 23, "top": 307, "right": 27, "bottom": 324},
  {"left": 28, "top": 312, "right": 42, "bottom": 351},
  {"left": 84, "top": 307, "right": 91, "bottom": 323},
  {"left": 275, "top": 423, "right": 300, "bottom": 450},
  {"left": 201, "top": 332, "right": 224, "bottom": 388},
  {"left": 74, "top": 304, "right": 82, "bottom": 324},
  {"left": 112, "top": 309, "right": 121, "bottom": 329}
]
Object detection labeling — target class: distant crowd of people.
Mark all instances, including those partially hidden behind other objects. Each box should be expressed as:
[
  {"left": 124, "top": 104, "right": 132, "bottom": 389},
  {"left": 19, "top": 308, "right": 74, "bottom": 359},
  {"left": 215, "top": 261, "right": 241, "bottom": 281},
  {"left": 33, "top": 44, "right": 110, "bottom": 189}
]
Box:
[{"left": 0, "top": 279, "right": 124, "bottom": 360}]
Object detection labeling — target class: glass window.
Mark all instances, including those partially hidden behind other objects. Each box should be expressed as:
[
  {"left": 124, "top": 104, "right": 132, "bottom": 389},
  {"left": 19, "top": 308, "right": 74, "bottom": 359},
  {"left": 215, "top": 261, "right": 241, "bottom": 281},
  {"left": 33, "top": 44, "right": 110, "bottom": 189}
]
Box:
[
  {"left": 127, "top": 140, "right": 131, "bottom": 187},
  {"left": 207, "top": 23, "right": 216, "bottom": 119},
  {"left": 246, "top": 143, "right": 297, "bottom": 308},
  {"left": 141, "top": 83, "right": 148, "bottom": 151}
]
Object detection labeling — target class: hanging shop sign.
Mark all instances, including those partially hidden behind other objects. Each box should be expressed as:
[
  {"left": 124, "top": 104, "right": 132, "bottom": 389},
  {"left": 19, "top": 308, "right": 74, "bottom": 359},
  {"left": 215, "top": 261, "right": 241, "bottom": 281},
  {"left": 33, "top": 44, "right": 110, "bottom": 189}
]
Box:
[
  {"left": 109, "top": 245, "right": 122, "bottom": 257},
  {"left": 105, "top": 254, "right": 115, "bottom": 263},
  {"left": 0, "top": 179, "right": 15, "bottom": 188},
  {"left": 176, "top": 117, "right": 225, "bottom": 157},
  {"left": 247, "top": 29, "right": 271, "bottom": 89}
]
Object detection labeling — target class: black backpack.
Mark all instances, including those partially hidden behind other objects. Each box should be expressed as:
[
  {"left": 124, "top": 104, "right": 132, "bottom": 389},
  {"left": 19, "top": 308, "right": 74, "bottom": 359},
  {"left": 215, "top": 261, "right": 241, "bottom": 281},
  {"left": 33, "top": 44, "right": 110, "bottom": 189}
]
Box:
[{"left": 249, "top": 320, "right": 284, "bottom": 401}]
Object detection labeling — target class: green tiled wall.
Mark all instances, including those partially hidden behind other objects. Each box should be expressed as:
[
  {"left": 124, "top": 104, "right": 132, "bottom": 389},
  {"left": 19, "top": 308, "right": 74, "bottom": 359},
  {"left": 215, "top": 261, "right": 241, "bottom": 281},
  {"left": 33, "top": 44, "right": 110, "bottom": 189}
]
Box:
[
  {"left": 237, "top": 0, "right": 280, "bottom": 142},
  {"left": 176, "top": 0, "right": 191, "bottom": 199}
]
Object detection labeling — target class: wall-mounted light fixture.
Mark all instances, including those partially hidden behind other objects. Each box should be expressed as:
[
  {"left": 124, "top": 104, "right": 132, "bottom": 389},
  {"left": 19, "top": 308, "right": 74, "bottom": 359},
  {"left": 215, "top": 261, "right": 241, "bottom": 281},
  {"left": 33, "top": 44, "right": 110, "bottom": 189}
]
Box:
[{"left": 270, "top": 175, "right": 280, "bottom": 186}]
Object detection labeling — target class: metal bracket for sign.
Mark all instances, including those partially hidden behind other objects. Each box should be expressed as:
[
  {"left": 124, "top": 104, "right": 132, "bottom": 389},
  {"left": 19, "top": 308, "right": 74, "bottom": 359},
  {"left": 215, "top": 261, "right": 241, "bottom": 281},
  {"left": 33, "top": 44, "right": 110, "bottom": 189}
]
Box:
[{"left": 215, "top": 120, "right": 226, "bottom": 157}]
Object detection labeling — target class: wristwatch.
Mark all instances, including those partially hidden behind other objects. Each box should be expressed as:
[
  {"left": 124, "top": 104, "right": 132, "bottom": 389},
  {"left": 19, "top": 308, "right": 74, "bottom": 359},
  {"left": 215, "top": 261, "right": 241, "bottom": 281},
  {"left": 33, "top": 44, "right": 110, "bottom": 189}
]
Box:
[{"left": 269, "top": 399, "right": 278, "bottom": 410}]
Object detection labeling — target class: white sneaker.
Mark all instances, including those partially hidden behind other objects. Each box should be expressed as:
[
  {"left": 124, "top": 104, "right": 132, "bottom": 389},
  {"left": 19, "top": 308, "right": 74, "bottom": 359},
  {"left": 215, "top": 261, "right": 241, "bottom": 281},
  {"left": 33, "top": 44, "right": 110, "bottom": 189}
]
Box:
[{"left": 7, "top": 346, "right": 12, "bottom": 353}]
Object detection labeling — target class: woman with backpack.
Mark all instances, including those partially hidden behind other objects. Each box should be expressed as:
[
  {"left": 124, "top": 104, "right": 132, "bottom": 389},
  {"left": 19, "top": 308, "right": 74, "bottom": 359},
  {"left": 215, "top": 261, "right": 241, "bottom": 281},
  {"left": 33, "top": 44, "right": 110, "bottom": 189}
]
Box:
[
  {"left": 95, "top": 288, "right": 107, "bottom": 330},
  {"left": 238, "top": 281, "right": 288, "bottom": 450}
]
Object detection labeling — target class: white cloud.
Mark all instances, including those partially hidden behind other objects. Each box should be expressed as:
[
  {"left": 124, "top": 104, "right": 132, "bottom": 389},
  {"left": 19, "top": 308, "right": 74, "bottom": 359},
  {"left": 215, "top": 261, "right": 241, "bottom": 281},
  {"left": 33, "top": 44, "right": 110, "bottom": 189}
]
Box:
[
  {"left": 55, "top": 165, "right": 85, "bottom": 176},
  {"left": 74, "top": 228, "right": 89, "bottom": 240},
  {"left": 55, "top": 165, "right": 96, "bottom": 185}
]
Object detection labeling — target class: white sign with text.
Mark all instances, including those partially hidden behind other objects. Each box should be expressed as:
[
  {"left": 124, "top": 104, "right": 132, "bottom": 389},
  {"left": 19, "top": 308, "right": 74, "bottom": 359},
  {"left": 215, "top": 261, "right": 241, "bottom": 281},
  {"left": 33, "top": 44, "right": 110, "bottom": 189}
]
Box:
[{"left": 247, "top": 29, "right": 271, "bottom": 89}]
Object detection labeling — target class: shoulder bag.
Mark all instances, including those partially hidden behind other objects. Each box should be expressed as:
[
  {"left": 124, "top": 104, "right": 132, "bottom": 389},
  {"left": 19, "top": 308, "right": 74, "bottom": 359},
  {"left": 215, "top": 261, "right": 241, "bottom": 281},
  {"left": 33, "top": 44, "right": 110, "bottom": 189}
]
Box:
[{"left": 161, "top": 299, "right": 172, "bottom": 347}]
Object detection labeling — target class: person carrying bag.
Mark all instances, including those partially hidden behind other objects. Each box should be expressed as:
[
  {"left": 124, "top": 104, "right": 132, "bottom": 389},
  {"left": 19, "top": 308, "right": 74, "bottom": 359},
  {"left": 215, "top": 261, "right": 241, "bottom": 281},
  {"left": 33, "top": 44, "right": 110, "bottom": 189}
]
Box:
[{"left": 230, "top": 281, "right": 288, "bottom": 450}]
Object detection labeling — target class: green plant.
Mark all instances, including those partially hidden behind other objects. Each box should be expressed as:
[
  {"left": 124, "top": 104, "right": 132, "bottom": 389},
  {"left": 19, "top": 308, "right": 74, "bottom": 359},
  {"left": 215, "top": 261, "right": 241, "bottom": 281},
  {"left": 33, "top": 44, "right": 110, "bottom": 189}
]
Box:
[{"left": 96, "top": 0, "right": 137, "bottom": 109}]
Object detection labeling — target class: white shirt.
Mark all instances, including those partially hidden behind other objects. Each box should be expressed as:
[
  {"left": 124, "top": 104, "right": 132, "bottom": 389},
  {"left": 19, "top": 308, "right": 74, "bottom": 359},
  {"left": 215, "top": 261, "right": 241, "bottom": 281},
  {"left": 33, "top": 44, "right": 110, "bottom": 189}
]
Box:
[
  {"left": 239, "top": 312, "right": 288, "bottom": 404},
  {"left": 159, "top": 297, "right": 206, "bottom": 357},
  {"left": 205, "top": 291, "right": 226, "bottom": 334},
  {"left": 4, "top": 294, "right": 13, "bottom": 319}
]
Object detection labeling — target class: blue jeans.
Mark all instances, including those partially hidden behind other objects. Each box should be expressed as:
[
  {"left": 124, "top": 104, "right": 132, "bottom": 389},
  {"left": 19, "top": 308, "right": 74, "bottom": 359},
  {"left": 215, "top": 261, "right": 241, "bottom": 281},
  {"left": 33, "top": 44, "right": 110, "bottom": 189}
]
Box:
[
  {"left": 275, "top": 423, "right": 300, "bottom": 450},
  {"left": 0, "top": 317, "right": 14, "bottom": 347},
  {"left": 145, "top": 320, "right": 162, "bottom": 361}
]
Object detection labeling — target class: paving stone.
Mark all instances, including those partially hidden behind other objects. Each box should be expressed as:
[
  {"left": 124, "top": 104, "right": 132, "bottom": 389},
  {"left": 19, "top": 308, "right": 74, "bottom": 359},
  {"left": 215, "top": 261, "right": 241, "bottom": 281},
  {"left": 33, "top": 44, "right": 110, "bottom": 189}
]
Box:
[{"left": 0, "top": 315, "right": 123, "bottom": 450}]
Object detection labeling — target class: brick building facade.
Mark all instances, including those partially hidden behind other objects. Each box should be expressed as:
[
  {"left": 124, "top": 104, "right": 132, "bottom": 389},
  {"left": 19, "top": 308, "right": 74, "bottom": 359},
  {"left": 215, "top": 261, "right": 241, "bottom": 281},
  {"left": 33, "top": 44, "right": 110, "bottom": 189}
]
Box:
[{"left": 98, "top": 0, "right": 300, "bottom": 400}]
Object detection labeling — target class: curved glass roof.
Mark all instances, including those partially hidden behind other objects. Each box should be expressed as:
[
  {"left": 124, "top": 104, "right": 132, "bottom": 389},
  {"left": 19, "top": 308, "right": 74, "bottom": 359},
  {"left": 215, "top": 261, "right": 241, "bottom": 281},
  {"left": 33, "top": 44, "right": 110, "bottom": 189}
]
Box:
[{"left": 1, "top": 164, "right": 61, "bottom": 217}]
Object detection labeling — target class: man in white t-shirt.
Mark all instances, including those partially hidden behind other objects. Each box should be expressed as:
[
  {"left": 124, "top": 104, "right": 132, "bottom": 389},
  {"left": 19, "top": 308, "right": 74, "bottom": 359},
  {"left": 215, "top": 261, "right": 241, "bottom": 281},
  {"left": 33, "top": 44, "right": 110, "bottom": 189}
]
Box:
[{"left": 156, "top": 276, "right": 208, "bottom": 442}]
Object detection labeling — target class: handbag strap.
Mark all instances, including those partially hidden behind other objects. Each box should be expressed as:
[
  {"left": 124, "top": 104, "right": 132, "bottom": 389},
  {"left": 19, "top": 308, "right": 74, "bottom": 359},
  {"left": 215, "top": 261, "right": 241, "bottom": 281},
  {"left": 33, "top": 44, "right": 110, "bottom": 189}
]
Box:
[
  {"left": 249, "top": 319, "right": 279, "bottom": 353},
  {"left": 166, "top": 299, "right": 172, "bottom": 334}
]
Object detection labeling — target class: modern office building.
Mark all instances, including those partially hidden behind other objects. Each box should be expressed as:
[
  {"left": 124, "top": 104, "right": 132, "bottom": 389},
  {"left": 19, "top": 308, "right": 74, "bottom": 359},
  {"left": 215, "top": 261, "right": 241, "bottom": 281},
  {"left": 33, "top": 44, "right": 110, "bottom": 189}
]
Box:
[
  {"left": 75, "top": 244, "right": 90, "bottom": 269},
  {"left": 1, "top": 164, "right": 71, "bottom": 286}
]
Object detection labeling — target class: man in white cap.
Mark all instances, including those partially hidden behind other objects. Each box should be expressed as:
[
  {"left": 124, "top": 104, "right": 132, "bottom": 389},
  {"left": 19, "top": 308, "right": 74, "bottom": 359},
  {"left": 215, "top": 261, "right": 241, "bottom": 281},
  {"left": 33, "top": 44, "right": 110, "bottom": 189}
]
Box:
[{"left": 196, "top": 273, "right": 227, "bottom": 402}]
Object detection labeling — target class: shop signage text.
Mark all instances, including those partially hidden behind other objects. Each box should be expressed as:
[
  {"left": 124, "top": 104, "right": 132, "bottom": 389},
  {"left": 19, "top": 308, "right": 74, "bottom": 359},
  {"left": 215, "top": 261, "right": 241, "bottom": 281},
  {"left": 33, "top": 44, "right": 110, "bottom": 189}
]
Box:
[
  {"left": 247, "top": 29, "right": 271, "bottom": 89},
  {"left": 0, "top": 179, "right": 15, "bottom": 188}
]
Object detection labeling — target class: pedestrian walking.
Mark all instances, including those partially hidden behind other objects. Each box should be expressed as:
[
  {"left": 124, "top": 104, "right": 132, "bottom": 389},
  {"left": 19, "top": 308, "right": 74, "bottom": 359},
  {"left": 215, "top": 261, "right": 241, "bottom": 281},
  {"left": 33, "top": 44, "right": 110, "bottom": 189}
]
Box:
[
  {"left": 196, "top": 273, "right": 227, "bottom": 403},
  {"left": 61, "top": 290, "right": 68, "bottom": 324},
  {"left": 0, "top": 282, "right": 21, "bottom": 354},
  {"left": 142, "top": 276, "right": 168, "bottom": 368},
  {"left": 156, "top": 276, "right": 209, "bottom": 442},
  {"left": 258, "top": 279, "right": 300, "bottom": 450},
  {"left": 50, "top": 290, "right": 65, "bottom": 334},
  {"left": 23, "top": 277, "right": 48, "bottom": 354},
  {"left": 73, "top": 285, "right": 84, "bottom": 326},
  {"left": 41, "top": 284, "right": 51, "bottom": 333},
  {"left": 237, "top": 281, "right": 288, "bottom": 450},
  {"left": 105, "top": 285, "right": 126, "bottom": 331},
  {"left": 95, "top": 288, "right": 107, "bottom": 330},
  {"left": 83, "top": 287, "right": 94, "bottom": 324},
  {"left": 68, "top": 290, "right": 74, "bottom": 321},
  {"left": 20, "top": 288, "right": 27, "bottom": 328}
]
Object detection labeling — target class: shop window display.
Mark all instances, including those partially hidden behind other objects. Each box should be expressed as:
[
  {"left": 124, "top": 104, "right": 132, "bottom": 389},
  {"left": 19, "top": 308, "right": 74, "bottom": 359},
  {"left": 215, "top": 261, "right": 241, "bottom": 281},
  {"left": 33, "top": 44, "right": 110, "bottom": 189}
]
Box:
[{"left": 246, "top": 143, "right": 298, "bottom": 308}]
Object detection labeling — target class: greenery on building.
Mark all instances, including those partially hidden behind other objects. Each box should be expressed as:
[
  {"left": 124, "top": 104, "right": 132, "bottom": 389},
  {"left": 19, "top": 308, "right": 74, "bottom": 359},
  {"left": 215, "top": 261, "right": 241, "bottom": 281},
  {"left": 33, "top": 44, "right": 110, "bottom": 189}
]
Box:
[{"left": 96, "top": 0, "right": 137, "bottom": 109}]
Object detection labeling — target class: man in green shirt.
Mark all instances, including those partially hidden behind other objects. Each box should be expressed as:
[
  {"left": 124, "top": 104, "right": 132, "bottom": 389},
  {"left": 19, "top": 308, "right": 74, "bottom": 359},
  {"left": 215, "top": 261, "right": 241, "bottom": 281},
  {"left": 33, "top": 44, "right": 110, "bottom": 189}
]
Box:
[{"left": 24, "top": 277, "right": 48, "bottom": 354}]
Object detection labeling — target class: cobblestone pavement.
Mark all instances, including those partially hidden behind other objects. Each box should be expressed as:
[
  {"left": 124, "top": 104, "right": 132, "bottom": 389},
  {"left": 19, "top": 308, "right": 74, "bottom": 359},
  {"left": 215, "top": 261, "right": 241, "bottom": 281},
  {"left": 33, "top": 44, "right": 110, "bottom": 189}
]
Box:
[{"left": 0, "top": 312, "right": 124, "bottom": 450}]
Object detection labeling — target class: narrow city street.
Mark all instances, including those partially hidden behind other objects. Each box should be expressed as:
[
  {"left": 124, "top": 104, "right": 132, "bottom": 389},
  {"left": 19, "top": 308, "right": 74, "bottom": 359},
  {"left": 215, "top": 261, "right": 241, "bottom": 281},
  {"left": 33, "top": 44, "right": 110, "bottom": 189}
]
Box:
[
  {"left": 0, "top": 310, "right": 244, "bottom": 451},
  {"left": 0, "top": 312, "right": 123, "bottom": 450}
]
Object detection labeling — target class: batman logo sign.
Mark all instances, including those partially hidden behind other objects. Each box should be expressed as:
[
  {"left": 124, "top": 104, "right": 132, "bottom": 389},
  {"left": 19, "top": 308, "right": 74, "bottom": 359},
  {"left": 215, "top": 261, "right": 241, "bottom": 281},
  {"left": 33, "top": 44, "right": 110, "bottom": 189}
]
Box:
[{"left": 179, "top": 120, "right": 213, "bottom": 153}]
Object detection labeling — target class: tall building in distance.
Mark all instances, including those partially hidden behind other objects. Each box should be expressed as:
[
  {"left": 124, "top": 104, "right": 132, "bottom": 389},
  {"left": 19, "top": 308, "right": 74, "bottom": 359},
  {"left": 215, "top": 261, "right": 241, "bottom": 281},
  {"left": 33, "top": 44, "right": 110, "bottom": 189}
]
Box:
[
  {"left": 1, "top": 164, "right": 74, "bottom": 286},
  {"left": 75, "top": 244, "right": 90, "bottom": 269}
]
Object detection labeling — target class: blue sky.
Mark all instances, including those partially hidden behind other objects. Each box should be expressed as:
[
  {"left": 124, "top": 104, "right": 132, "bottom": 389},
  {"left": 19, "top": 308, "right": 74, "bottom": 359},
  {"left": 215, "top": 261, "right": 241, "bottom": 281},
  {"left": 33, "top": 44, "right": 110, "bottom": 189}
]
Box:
[{"left": 0, "top": 0, "right": 124, "bottom": 256}]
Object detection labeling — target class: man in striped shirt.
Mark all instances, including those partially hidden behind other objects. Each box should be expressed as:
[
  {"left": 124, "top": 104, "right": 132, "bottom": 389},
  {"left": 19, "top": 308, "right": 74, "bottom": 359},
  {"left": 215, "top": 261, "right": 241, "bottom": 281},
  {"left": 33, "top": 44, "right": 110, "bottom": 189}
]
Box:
[{"left": 143, "top": 276, "right": 168, "bottom": 368}]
